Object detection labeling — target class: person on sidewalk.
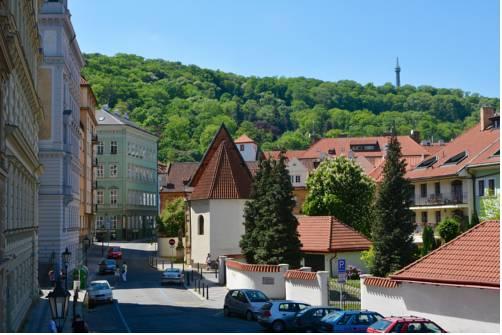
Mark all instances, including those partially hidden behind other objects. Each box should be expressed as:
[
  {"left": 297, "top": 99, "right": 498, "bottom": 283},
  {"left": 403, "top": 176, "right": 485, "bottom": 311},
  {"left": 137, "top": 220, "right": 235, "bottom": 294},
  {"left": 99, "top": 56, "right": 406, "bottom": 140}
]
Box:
[
  {"left": 48, "top": 270, "right": 55, "bottom": 287},
  {"left": 206, "top": 253, "right": 212, "bottom": 270},
  {"left": 48, "top": 319, "right": 57, "bottom": 333},
  {"left": 72, "top": 314, "right": 89, "bottom": 333},
  {"left": 114, "top": 266, "right": 121, "bottom": 284},
  {"left": 121, "top": 262, "right": 128, "bottom": 282}
]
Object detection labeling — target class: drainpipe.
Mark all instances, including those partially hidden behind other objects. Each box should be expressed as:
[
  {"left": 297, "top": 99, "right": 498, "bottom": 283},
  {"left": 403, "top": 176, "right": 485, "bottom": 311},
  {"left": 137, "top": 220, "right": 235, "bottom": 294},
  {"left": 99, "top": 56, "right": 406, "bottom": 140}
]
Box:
[
  {"left": 329, "top": 253, "right": 337, "bottom": 278},
  {"left": 467, "top": 169, "right": 476, "bottom": 218}
]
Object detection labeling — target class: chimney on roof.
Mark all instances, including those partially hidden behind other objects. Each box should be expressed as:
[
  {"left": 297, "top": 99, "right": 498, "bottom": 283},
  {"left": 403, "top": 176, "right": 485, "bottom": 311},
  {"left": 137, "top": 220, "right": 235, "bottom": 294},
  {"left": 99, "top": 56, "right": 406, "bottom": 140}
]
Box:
[
  {"left": 480, "top": 106, "right": 496, "bottom": 130},
  {"left": 410, "top": 129, "right": 420, "bottom": 143}
]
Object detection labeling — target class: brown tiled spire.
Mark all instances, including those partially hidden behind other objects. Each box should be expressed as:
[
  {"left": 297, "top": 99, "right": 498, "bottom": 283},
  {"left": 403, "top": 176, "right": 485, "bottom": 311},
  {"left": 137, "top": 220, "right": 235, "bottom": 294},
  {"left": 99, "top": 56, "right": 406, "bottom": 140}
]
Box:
[{"left": 190, "top": 124, "right": 253, "bottom": 200}]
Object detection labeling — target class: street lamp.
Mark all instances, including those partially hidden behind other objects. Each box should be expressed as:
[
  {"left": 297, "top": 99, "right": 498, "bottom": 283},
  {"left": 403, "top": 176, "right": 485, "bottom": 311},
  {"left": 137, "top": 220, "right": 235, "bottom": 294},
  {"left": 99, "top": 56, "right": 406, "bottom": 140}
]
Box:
[
  {"left": 62, "top": 248, "right": 71, "bottom": 290},
  {"left": 47, "top": 281, "right": 71, "bottom": 332},
  {"left": 83, "top": 236, "right": 91, "bottom": 266}
]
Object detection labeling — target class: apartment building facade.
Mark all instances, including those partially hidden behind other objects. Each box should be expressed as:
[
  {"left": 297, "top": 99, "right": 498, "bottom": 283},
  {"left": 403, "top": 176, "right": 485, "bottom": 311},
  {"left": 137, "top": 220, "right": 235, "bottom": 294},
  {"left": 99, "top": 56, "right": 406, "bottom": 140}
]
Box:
[
  {"left": 95, "top": 109, "right": 158, "bottom": 241},
  {"left": 0, "top": 0, "right": 44, "bottom": 331}
]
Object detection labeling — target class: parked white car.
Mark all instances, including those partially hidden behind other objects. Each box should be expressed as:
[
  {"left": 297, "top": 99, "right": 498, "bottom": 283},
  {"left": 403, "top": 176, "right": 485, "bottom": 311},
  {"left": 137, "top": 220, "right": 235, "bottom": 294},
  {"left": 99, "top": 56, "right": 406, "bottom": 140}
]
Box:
[
  {"left": 161, "top": 268, "right": 184, "bottom": 285},
  {"left": 87, "top": 280, "right": 113, "bottom": 305},
  {"left": 257, "top": 300, "right": 310, "bottom": 332}
]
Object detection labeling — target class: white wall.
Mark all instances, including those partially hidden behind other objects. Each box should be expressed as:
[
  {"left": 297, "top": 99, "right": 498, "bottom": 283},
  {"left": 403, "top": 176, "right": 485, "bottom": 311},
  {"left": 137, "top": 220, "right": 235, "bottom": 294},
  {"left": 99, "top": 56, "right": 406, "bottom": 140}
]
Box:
[
  {"left": 361, "top": 279, "right": 500, "bottom": 333},
  {"left": 209, "top": 199, "right": 247, "bottom": 259},
  {"left": 190, "top": 200, "right": 210, "bottom": 264},
  {"left": 322, "top": 251, "right": 368, "bottom": 276},
  {"left": 237, "top": 142, "right": 257, "bottom": 162},
  {"left": 226, "top": 262, "right": 289, "bottom": 299},
  {"left": 287, "top": 158, "right": 308, "bottom": 187},
  {"left": 158, "top": 237, "right": 185, "bottom": 258},
  {"left": 285, "top": 271, "right": 329, "bottom": 306}
]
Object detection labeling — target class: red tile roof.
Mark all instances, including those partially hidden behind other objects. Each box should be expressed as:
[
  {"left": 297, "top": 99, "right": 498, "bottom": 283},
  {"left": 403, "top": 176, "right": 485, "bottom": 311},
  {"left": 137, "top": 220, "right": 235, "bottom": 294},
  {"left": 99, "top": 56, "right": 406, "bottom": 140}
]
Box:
[
  {"left": 264, "top": 150, "right": 308, "bottom": 160},
  {"left": 284, "top": 270, "right": 317, "bottom": 281},
  {"left": 406, "top": 124, "right": 500, "bottom": 180},
  {"left": 226, "top": 260, "right": 281, "bottom": 272},
  {"left": 234, "top": 134, "right": 255, "bottom": 144},
  {"left": 363, "top": 276, "right": 400, "bottom": 288},
  {"left": 297, "top": 216, "right": 372, "bottom": 253},
  {"left": 161, "top": 162, "right": 199, "bottom": 193},
  {"left": 421, "top": 143, "right": 446, "bottom": 155},
  {"left": 390, "top": 220, "right": 500, "bottom": 289},
  {"left": 190, "top": 125, "right": 253, "bottom": 200}
]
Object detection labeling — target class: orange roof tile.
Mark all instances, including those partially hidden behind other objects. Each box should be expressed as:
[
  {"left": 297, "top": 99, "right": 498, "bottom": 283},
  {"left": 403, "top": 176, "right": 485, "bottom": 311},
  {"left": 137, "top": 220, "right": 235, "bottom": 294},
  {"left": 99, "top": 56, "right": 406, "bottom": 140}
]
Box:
[
  {"left": 406, "top": 124, "right": 500, "bottom": 180},
  {"left": 363, "top": 276, "right": 400, "bottom": 288},
  {"left": 161, "top": 162, "right": 199, "bottom": 193},
  {"left": 421, "top": 143, "right": 446, "bottom": 155},
  {"left": 284, "top": 270, "right": 317, "bottom": 281},
  {"left": 264, "top": 150, "right": 308, "bottom": 160},
  {"left": 390, "top": 220, "right": 500, "bottom": 289},
  {"left": 190, "top": 125, "right": 253, "bottom": 200},
  {"left": 297, "top": 216, "right": 372, "bottom": 253},
  {"left": 226, "top": 260, "right": 281, "bottom": 272},
  {"left": 234, "top": 134, "right": 255, "bottom": 144}
]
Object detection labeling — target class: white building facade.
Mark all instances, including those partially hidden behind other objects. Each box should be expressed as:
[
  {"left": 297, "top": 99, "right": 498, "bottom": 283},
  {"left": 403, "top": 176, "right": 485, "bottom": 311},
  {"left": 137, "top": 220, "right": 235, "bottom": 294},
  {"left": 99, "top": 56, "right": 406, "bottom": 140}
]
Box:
[
  {"left": 0, "top": 0, "right": 44, "bottom": 331},
  {"left": 37, "top": 0, "right": 84, "bottom": 279}
]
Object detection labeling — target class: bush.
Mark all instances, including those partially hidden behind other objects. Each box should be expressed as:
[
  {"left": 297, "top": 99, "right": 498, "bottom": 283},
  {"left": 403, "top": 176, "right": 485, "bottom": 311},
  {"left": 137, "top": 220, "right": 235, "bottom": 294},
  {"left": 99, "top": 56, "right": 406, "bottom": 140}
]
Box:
[
  {"left": 361, "top": 246, "right": 375, "bottom": 273},
  {"left": 346, "top": 266, "right": 361, "bottom": 280},
  {"left": 436, "top": 218, "right": 460, "bottom": 243},
  {"left": 421, "top": 225, "right": 437, "bottom": 256}
]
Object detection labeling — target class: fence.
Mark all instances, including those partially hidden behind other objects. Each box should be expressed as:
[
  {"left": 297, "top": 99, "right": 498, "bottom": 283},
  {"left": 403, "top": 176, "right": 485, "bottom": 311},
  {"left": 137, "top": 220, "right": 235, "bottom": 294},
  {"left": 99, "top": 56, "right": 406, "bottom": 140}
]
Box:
[{"left": 328, "top": 280, "right": 361, "bottom": 310}]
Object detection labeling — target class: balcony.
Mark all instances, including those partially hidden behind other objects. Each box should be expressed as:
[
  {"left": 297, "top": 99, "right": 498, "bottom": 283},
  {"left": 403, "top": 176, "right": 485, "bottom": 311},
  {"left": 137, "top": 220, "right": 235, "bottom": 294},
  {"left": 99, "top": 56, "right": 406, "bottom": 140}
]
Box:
[{"left": 411, "top": 192, "right": 468, "bottom": 208}]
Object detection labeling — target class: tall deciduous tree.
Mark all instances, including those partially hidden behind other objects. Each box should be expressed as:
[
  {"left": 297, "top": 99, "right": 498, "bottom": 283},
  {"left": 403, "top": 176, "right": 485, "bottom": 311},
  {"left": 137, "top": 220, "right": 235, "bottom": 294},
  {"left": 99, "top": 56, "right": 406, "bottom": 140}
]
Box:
[
  {"left": 303, "top": 157, "right": 376, "bottom": 237},
  {"left": 158, "top": 198, "right": 185, "bottom": 237},
  {"left": 240, "top": 156, "right": 302, "bottom": 267},
  {"left": 371, "top": 133, "right": 417, "bottom": 276}
]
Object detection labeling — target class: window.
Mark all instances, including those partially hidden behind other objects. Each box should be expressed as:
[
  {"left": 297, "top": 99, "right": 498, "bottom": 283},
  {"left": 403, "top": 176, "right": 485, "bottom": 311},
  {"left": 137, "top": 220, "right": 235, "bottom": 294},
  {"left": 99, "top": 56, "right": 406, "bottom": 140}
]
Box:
[
  {"left": 295, "top": 175, "right": 301, "bottom": 183},
  {"left": 97, "top": 142, "right": 104, "bottom": 155},
  {"left": 97, "top": 191, "right": 104, "bottom": 204},
  {"left": 421, "top": 212, "right": 428, "bottom": 224},
  {"left": 110, "top": 190, "right": 118, "bottom": 206},
  {"left": 434, "top": 182, "right": 440, "bottom": 195},
  {"left": 435, "top": 211, "right": 441, "bottom": 223},
  {"left": 198, "top": 215, "right": 204, "bottom": 235},
  {"left": 478, "top": 180, "right": 485, "bottom": 196},
  {"left": 420, "top": 184, "right": 427, "bottom": 197},
  {"left": 96, "top": 165, "right": 104, "bottom": 178},
  {"left": 279, "top": 303, "right": 294, "bottom": 312},
  {"left": 443, "top": 151, "right": 468, "bottom": 165},
  {"left": 110, "top": 164, "right": 118, "bottom": 177},
  {"left": 416, "top": 156, "right": 437, "bottom": 168},
  {"left": 239, "top": 144, "right": 244, "bottom": 151},
  {"left": 111, "top": 216, "right": 119, "bottom": 229},
  {"left": 96, "top": 216, "right": 104, "bottom": 229},
  {"left": 110, "top": 141, "right": 118, "bottom": 154},
  {"left": 336, "top": 314, "right": 353, "bottom": 325},
  {"left": 353, "top": 314, "right": 371, "bottom": 325},
  {"left": 488, "top": 179, "right": 495, "bottom": 195}
]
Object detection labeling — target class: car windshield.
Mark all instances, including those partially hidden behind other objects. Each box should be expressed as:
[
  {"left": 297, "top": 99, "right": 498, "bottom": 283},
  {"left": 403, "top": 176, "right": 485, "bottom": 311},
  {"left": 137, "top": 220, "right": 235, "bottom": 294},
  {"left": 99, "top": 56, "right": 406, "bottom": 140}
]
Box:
[
  {"left": 245, "top": 290, "right": 269, "bottom": 302},
  {"left": 89, "top": 282, "right": 109, "bottom": 290},
  {"left": 323, "top": 311, "right": 343, "bottom": 321},
  {"left": 369, "top": 320, "right": 391, "bottom": 331},
  {"left": 411, "top": 322, "right": 443, "bottom": 333},
  {"left": 166, "top": 269, "right": 180, "bottom": 273}
]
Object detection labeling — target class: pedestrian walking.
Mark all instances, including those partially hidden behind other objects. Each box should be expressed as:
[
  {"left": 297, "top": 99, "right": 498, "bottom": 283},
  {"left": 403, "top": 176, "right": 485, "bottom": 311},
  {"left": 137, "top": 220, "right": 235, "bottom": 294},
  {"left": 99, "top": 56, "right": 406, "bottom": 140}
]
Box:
[
  {"left": 48, "top": 319, "right": 57, "bottom": 333},
  {"left": 48, "top": 270, "right": 55, "bottom": 287},
  {"left": 121, "top": 262, "right": 128, "bottom": 282},
  {"left": 206, "top": 253, "right": 211, "bottom": 270},
  {"left": 114, "top": 266, "right": 121, "bottom": 284}
]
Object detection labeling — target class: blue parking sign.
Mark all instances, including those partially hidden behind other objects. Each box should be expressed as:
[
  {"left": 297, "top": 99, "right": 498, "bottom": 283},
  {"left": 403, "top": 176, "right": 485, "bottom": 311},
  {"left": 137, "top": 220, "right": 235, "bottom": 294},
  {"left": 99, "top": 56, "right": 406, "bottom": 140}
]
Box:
[{"left": 337, "top": 259, "right": 346, "bottom": 273}]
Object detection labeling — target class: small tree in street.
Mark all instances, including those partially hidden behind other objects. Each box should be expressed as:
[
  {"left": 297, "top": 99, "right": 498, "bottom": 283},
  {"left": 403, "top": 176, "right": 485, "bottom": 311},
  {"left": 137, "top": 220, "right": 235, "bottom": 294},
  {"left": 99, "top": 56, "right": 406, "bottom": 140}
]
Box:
[
  {"left": 240, "top": 156, "right": 302, "bottom": 267},
  {"left": 436, "top": 217, "right": 460, "bottom": 243},
  {"left": 302, "top": 156, "right": 376, "bottom": 237},
  {"left": 371, "top": 133, "right": 417, "bottom": 277},
  {"left": 158, "top": 198, "right": 185, "bottom": 237}
]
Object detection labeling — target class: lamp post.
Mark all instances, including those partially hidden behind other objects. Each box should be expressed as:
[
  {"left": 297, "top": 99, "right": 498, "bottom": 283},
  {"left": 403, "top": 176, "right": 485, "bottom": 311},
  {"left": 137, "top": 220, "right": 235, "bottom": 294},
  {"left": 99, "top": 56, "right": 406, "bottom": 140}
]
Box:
[
  {"left": 62, "top": 248, "right": 71, "bottom": 290},
  {"left": 83, "top": 236, "right": 91, "bottom": 266},
  {"left": 47, "top": 280, "right": 71, "bottom": 332}
]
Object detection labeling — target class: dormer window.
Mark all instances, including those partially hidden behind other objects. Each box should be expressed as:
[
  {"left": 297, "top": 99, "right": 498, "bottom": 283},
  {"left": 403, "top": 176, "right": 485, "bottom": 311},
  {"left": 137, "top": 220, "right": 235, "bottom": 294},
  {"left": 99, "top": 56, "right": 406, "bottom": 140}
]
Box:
[
  {"left": 328, "top": 148, "right": 336, "bottom": 155},
  {"left": 416, "top": 156, "right": 437, "bottom": 169},
  {"left": 443, "top": 151, "right": 467, "bottom": 165},
  {"left": 350, "top": 141, "right": 380, "bottom": 152},
  {"left": 239, "top": 144, "right": 244, "bottom": 151}
]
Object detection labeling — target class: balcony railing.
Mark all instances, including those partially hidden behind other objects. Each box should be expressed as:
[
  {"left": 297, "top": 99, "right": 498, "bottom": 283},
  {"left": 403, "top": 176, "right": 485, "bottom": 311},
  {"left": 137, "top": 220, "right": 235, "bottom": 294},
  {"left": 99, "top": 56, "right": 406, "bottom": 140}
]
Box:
[{"left": 410, "top": 192, "right": 468, "bottom": 207}]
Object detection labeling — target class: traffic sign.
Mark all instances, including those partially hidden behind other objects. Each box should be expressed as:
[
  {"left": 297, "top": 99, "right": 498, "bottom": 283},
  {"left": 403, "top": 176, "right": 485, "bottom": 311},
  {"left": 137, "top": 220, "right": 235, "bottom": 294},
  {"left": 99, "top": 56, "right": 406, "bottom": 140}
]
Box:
[
  {"left": 168, "top": 239, "right": 176, "bottom": 248},
  {"left": 337, "top": 273, "right": 346, "bottom": 284},
  {"left": 337, "top": 259, "right": 346, "bottom": 273}
]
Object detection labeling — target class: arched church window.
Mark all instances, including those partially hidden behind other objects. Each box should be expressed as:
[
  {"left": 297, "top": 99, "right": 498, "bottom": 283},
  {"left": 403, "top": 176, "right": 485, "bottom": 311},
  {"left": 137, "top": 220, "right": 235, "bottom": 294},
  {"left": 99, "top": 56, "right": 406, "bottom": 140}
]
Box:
[{"left": 198, "top": 215, "right": 204, "bottom": 235}]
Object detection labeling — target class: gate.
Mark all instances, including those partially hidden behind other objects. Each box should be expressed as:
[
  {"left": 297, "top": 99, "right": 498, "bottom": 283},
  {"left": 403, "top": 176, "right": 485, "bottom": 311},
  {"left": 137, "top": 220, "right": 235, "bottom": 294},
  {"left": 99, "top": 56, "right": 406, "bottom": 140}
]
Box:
[{"left": 328, "top": 280, "right": 361, "bottom": 310}]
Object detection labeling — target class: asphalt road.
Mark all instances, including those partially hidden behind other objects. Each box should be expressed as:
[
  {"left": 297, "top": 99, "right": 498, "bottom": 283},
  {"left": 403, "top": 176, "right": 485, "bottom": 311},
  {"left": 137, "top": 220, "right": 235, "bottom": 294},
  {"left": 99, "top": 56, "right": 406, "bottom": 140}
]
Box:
[{"left": 85, "top": 242, "right": 262, "bottom": 332}]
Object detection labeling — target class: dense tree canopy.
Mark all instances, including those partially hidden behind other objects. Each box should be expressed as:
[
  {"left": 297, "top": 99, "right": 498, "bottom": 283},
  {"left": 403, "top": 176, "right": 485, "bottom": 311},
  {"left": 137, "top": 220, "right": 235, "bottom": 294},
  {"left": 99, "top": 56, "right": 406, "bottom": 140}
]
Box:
[{"left": 82, "top": 53, "right": 498, "bottom": 162}]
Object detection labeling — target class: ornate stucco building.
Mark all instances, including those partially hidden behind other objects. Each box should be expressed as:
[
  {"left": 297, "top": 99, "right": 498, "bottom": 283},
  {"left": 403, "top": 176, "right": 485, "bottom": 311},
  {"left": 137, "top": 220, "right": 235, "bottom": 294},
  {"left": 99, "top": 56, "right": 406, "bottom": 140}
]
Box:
[
  {"left": 37, "top": 0, "right": 84, "bottom": 279},
  {"left": 95, "top": 108, "right": 158, "bottom": 241},
  {"left": 79, "top": 77, "right": 97, "bottom": 256},
  {"left": 0, "top": 0, "right": 44, "bottom": 331}
]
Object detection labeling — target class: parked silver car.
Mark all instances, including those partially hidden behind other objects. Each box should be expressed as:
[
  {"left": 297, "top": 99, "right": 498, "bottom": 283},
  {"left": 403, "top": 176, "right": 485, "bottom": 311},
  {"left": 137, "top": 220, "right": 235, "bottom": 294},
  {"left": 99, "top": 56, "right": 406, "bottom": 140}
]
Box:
[
  {"left": 161, "top": 268, "right": 184, "bottom": 285},
  {"left": 257, "top": 300, "right": 310, "bottom": 332},
  {"left": 87, "top": 280, "right": 113, "bottom": 305},
  {"left": 223, "top": 289, "right": 270, "bottom": 321}
]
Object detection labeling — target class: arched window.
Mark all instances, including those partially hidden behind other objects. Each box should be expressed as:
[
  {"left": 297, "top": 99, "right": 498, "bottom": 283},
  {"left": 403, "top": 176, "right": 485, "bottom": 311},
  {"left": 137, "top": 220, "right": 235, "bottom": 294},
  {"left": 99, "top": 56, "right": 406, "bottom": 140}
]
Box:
[{"left": 198, "top": 215, "right": 204, "bottom": 235}]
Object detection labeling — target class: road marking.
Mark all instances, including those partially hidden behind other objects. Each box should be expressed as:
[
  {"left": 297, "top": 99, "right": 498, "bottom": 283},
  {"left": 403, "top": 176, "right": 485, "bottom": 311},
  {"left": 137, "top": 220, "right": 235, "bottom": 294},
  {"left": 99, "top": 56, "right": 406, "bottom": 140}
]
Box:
[{"left": 113, "top": 300, "right": 131, "bottom": 333}]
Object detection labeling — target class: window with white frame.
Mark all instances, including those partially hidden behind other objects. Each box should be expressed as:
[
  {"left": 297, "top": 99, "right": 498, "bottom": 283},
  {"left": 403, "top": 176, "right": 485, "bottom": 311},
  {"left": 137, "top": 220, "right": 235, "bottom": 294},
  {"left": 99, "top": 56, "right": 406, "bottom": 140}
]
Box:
[
  {"left": 97, "top": 141, "right": 104, "bottom": 155},
  {"left": 110, "top": 141, "right": 118, "bottom": 154},
  {"left": 295, "top": 175, "right": 301, "bottom": 183},
  {"left": 111, "top": 215, "right": 119, "bottom": 229},
  {"left": 96, "top": 216, "right": 104, "bottom": 229},
  {"left": 97, "top": 190, "right": 104, "bottom": 204},
  {"left": 96, "top": 165, "right": 104, "bottom": 178},
  {"left": 110, "top": 190, "right": 118, "bottom": 206},
  {"left": 110, "top": 164, "right": 118, "bottom": 177}
]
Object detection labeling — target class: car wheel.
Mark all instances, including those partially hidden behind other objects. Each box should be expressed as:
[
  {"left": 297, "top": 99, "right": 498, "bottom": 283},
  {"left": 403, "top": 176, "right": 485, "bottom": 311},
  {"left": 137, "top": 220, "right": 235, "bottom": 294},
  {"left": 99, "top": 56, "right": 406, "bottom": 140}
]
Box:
[
  {"left": 223, "top": 306, "right": 232, "bottom": 317},
  {"left": 245, "top": 310, "right": 254, "bottom": 321},
  {"left": 272, "top": 320, "right": 285, "bottom": 332}
]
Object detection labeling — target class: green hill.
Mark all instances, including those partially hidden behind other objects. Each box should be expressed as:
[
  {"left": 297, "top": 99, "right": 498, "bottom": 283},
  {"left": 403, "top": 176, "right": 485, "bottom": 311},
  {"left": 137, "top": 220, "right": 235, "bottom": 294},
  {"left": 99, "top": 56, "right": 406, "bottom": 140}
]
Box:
[{"left": 82, "top": 53, "right": 498, "bottom": 162}]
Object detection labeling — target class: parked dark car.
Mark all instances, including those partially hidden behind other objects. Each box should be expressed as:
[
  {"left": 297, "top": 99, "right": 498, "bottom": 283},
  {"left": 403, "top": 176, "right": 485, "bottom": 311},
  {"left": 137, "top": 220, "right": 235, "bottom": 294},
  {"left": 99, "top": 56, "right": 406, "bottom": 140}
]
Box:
[
  {"left": 98, "top": 259, "right": 117, "bottom": 274},
  {"left": 223, "top": 289, "right": 270, "bottom": 321},
  {"left": 292, "top": 306, "right": 341, "bottom": 332},
  {"left": 319, "top": 310, "right": 383, "bottom": 332},
  {"left": 257, "top": 300, "right": 310, "bottom": 332},
  {"left": 367, "top": 316, "right": 447, "bottom": 333},
  {"left": 107, "top": 246, "right": 122, "bottom": 259}
]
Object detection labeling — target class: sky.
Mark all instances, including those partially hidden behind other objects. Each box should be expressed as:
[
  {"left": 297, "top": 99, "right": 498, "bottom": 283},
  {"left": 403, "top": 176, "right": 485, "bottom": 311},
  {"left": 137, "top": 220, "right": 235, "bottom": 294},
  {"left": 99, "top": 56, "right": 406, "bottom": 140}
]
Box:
[{"left": 70, "top": 0, "right": 500, "bottom": 97}]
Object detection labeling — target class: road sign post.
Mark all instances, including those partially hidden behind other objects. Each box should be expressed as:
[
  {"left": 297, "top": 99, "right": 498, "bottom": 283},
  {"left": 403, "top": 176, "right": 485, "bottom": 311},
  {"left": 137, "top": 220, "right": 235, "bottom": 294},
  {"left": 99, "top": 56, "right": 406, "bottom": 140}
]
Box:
[{"left": 337, "top": 259, "right": 346, "bottom": 308}]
